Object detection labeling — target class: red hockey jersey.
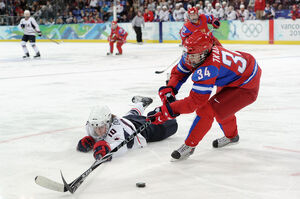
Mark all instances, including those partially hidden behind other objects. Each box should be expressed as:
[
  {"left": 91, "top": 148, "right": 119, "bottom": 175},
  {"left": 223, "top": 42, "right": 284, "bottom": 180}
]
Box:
[{"left": 168, "top": 46, "right": 261, "bottom": 115}]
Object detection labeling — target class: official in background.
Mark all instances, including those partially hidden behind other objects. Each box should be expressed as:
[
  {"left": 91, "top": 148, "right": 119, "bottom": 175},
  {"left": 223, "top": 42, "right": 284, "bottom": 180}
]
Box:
[{"left": 132, "top": 10, "right": 145, "bottom": 44}]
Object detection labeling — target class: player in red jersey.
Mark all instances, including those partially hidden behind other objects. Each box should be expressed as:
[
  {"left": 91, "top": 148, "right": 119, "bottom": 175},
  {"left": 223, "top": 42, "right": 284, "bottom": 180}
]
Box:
[
  {"left": 180, "top": 7, "right": 222, "bottom": 46},
  {"left": 147, "top": 30, "right": 262, "bottom": 160},
  {"left": 107, "top": 21, "right": 128, "bottom": 55}
]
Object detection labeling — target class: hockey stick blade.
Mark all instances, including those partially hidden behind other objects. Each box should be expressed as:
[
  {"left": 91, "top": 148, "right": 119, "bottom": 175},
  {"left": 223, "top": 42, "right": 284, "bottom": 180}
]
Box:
[
  {"left": 155, "top": 70, "right": 164, "bottom": 74},
  {"left": 60, "top": 171, "right": 75, "bottom": 194},
  {"left": 35, "top": 175, "right": 67, "bottom": 192}
]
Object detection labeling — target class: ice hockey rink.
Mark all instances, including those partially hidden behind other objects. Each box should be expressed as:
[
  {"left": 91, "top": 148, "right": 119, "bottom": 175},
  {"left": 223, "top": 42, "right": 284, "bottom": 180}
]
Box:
[{"left": 0, "top": 42, "right": 299, "bottom": 199}]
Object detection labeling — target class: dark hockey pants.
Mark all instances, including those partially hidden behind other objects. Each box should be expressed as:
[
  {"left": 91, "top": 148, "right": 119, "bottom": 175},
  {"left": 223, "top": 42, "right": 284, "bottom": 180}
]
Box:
[{"left": 124, "top": 115, "right": 178, "bottom": 142}]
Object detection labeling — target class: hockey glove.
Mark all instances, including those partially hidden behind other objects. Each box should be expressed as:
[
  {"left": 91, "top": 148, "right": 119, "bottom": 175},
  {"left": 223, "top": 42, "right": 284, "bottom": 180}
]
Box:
[
  {"left": 77, "top": 136, "right": 95, "bottom": 152},
  {"left": 147, "top": 104, "right": 179, "bottom": 125},
  {"left": 212, "top": 19, "right": 220, "bottom": 29},
  {"left": 93, "top": 140, "right": 111, "bottom": 160},
  {"left": 21, "top": 24, "right": 25, "bottom": 29},
  {"left": 37, "top": 31, "right": 42, "bottom": 37},
  {"left": 159, "top": 86, "right": 177, "bottom": 104}
]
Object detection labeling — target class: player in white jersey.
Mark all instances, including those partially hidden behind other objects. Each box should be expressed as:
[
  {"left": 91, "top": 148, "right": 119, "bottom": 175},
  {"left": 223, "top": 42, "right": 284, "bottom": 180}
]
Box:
[
  {"left": 18, "top": 10, "right": 42, "bottom": 59},
  {"left": 77, "top": 96, "right": 178, "bottom": 160}
]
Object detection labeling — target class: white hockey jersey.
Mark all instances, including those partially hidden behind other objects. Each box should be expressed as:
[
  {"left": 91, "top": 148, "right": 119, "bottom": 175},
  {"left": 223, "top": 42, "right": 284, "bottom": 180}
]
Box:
[
  {"left": 237, "top": 9, "right": 250, "bottom": 20},
  {"left": 86, "top": 116, "right": 147, "bottom": 158},
  {"left": 212, "top": 8, "right": 225, "bottom": 19},
  {"left": 18, "top": 17, "right": 40, "bottom": 36},
  {"left": 159, "top": 10, "right": 169, "bottom": 22}
]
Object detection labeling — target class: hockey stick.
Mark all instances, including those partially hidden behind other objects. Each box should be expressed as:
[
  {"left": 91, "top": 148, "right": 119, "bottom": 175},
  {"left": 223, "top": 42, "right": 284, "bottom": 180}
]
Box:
[
  {"left": 155, "top": 57, "right": 180, "bottom": 74},
  {"left": 44, "top": 34, "right": 61, "bottom": 45},
  {"left": 35, "top": 120, "right": 151, "bottom": 194}
]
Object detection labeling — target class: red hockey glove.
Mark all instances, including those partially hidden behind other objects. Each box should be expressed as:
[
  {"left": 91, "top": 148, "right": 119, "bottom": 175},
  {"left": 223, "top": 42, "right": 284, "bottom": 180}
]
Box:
[
  {"left": 77, "top": 136, "right": 95, "bottom": 152},
  {"left": 93, "top": 140, "right": 111, "bottom": 160},
  {"left": 159, "top": 86, "right": 177, "bottom": 104},
  {"left": 212, "top": 19, "right": 220, "bottom": 29},
  {"left": 147, "top": 104, "right": 179, "bottom": 125}
]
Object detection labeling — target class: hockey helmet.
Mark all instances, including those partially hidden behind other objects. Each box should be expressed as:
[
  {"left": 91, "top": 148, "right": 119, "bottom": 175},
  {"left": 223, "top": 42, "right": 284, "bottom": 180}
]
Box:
[
  {"left": 88, "top": 105, "right": 112, "bottom": 139},
  {"left": 24, "top": 10, "right": 30, "bottom": 18},
  {"left": 187, "top": 7, "right": 199, "bottom": 23},
  {"left": 183, "top": 30, "right": 213, "bottom": 67},
  {"left": 111, "top": 21, "right": 118, "bottom": 29}
]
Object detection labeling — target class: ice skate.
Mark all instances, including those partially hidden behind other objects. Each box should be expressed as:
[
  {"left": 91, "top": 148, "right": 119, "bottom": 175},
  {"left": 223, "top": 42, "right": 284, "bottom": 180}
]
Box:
[
  {"left": 132, "top": 96, "right": 153, "bottom": 109},
  {"left": 23, "top": 52, "right": 30, "bottom": 59},
  {"left": 212, "top": 134, "right": 239, "bottom": 148},
  {"left": 171, "top": 144, "right": 195, "bottom": 160},
  {"left": 115, "top": 52, "right": 122, "bottom": 55},
  {"left": 33, "top": 52, "right": 41, "bottom": 59},
  {"left": 106, "top": 52, "right": 112, "bottom": 55}
]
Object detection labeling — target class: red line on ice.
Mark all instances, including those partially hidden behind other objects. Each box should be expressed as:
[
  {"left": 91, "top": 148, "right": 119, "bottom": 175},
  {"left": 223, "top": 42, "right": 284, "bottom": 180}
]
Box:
[
  {"left": 264, "top": 146, "right": 300, "bottom": 153},
  {"left": 0, "top": 126, "right": 81, "bottom": 144},
  {"left": 291, "top": 173, "right": 300, "bottom": 176}
]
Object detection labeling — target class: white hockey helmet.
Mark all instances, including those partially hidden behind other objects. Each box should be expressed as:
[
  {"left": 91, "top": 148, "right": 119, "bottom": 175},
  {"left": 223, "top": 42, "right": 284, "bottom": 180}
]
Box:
[
  {"left": 88, "top": 105, "right": 112, "bottom": 139},
  {"left": 24, "top": 10, "right": 30, "bottom": 17}
]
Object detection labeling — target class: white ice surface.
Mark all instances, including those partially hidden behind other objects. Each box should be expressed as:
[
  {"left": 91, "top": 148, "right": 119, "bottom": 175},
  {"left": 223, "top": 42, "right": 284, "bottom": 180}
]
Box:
[{"left": 0, "top": 42, "right": 300, "bottom": 199}]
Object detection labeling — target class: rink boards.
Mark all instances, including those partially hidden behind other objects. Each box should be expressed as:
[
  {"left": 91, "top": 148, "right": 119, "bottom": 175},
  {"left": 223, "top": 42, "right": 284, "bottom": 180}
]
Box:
[{"left": 0, "top": 19, "right": 300, "bottom": 44}]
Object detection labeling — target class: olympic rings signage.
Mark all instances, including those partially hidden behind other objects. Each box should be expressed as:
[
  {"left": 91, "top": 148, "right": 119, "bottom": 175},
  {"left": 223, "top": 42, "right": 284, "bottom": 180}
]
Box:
[
  {"left": 229, "top": 20, "right": 268, "bottom": 40},
  {"left": 241, "top": 23, "right": 263, "bottom": 37}
]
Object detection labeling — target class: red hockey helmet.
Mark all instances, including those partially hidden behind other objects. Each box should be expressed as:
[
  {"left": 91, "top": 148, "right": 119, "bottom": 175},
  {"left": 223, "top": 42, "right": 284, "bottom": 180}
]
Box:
[
  {"left": 111, "top": 21, "right": 118, "bottom": 29},
  {"left": 187, "top": 7, "right": 199, "bottom": 23},
  {"left": 183, "top": 30, "right": 213, "bottom": 67}
]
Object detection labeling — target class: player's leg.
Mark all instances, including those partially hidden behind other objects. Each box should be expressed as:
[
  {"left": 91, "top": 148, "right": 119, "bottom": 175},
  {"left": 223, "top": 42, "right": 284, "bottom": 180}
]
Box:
[
  {"left": 107, "top": 41, "right": 114, "bottom": 55},
  {"left": 125, "top": 96, "right": 153, "bottom": 116},
  {"left": 171, "top": 103, "right": 215, "bottom": 160},
  {"left": 116, "top": 41, "right": 123, "bottom": 55},
  {"left": 136, "top": 27, "right": 142, "bottom": 43},
  {"left": 209, "top": 85, "right": 260, "bottom": 148},
  {"left": 29, "top": 35, "right": 40, "bottom": 58},
  {"left": 21, "top": 35, "right": 29, "bottom": 58},
  {"left": 143, "top": 119, "right": 178, "bottom": 142}
]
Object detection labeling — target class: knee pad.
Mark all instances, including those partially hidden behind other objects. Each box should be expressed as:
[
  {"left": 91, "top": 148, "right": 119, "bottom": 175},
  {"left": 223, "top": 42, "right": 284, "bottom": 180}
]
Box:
[
  {"left": 21, "top": 41, "right": 27, "bottom": 46},
  {"left": 195, "top": 102, "right": 215, "bottom": 119},
  {"left": 30, "top": 43, "right": 36, "bottom": 47}
]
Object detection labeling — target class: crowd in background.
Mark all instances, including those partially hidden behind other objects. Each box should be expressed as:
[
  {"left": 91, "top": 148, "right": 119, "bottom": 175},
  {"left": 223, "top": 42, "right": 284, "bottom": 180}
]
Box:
[{"left": 0, "top": 0, "right": 299, "bottom": 25}]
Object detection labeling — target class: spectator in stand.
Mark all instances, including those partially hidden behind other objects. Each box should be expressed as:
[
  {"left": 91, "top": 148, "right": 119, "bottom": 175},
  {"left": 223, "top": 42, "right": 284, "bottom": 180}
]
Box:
[
  {"left": 226, "top": 5, "right": 237, "bottom": 20},
  {"left": 127, "top": 7, "right": 135, "bottom": 21},
  {"left": 263, "top": 3, "right": 275, "bottom": 19},
  {"left": 116, "top": 0, "right": 124, "bottom": 19},
  {"left": 0, "top": 0, "right": 5, "bottom": 15},
  {"left": 90, "top": 0, "right": 98, "bottom": 9},
  {"left": 196, "top": 4, "right": 204, "bottom": 14},
  {"left": 159, "top": 0, "right": 169, "bottom": 8},
  {"left": 147, "top": 0, "right": 156, "bottom": 11},
  {"left": 184, "top": 4, "right": 192, "bottom": 22},
  {"left": 291, "top": 4, "right": 300, "bottom": 20},
  {"left": 237, "top": 4, "right": 250, "bottom": 21},
  {"left": 204, "top": 3, "right": 214, "bottom": 15},
  {"left": 213, "top": 3, "right": 225, "bottom": 19},
  {"left": 255, "top": 0, "right": 266, "bottom": 19},
  {"left": 132, "top": 10, "right": 145, "bottom": 44},
  {"left": 173, "top": 3, "right": 185, "bottom": 21},
  {"left": 144, "top": 8, "right": 154, "bottom": 22},
  {"left": 159, "top": 5, "right": 169, "bottom": 21},
  {"left": 154, "top": 6, "right": 162, "bottom": 21},
  {"left": 66, "top": 11, "right": 75, "bottom": 23},
  {"left": 222, "top": 1, "right": 229, "bottom": 14}
]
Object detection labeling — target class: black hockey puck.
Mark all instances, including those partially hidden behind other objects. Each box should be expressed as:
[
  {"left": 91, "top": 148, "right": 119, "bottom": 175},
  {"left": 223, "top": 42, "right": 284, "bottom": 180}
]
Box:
[{"left": 136, "top": 182, "right": 146, "bottom": 188}]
